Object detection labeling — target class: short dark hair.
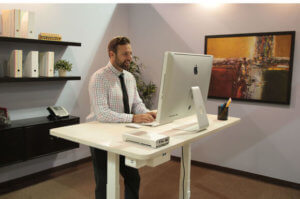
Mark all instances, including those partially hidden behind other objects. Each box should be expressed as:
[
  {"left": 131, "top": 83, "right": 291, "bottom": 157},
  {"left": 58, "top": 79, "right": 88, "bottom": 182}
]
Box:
[{"left": 108, "top": 36, "right": 130, "bottom": 57}]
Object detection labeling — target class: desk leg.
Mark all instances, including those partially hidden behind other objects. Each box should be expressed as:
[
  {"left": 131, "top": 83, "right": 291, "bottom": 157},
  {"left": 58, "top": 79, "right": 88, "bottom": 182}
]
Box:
[
  {"left": 179, "top": 143, "right": 191, "bottom": 199},
  {"left": 107, "top": 152, "right": 120, "bottom": 199}
]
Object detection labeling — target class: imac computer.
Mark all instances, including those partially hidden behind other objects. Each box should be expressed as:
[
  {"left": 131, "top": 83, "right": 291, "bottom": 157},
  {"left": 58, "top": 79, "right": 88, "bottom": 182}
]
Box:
[{"left": 143, "top": 51, "right": 213, "bottom": 132}]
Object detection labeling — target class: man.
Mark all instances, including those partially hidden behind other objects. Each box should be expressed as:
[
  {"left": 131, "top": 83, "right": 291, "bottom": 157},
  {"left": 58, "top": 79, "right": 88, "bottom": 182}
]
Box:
[{"left": 87, "top": 36, "right": 156, "bottom": 199}]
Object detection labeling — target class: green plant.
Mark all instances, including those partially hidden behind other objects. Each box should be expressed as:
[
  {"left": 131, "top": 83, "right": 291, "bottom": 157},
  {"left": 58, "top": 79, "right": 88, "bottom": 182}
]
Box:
[
  {"left": 54, "top": 59, "right": 72, "bottom": 72},
  {"left": 129, "top": 56, "right": 157, "bottom": 109}
]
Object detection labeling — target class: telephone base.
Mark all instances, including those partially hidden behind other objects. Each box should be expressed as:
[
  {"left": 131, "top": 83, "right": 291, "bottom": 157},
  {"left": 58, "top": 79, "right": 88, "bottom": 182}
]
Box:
[{"left": 47, "top": 114, "right": 69, "bottom": 121}]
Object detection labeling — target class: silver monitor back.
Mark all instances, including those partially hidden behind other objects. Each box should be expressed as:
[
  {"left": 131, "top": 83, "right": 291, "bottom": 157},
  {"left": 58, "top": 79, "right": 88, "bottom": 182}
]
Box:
[{"left": 156, "top": 52, "right": 213, "bottom": 125}]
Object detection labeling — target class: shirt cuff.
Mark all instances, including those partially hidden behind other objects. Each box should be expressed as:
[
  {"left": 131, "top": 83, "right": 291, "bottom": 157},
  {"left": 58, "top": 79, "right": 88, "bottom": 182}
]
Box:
[{"left": 126, "top": 114, "right": 134, "bottom": 123}]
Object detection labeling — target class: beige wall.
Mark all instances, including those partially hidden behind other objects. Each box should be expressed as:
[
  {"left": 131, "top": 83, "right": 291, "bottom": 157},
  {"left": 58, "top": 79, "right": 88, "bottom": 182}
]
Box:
[{"left": 128, "top": 4, "right": 300, "bottom": 184}]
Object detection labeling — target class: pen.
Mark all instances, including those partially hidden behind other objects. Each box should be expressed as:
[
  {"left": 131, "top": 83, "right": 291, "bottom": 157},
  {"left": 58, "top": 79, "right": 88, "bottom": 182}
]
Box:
[
  {"left": 225, "top": 97, "right": 232, "bottom": 108},
  {"left": 220, "top": 103, "right": 226, "bottom": 109}
]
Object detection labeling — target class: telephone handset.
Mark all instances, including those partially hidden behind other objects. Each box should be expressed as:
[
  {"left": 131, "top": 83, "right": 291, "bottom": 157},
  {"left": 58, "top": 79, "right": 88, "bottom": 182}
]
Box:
[{"left": 47, "top": 106, "right": 69, "bottom": 120}]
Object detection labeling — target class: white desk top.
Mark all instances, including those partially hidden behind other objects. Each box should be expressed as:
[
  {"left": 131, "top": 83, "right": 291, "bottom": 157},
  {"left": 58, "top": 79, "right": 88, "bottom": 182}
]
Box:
[{"left": 50, "top": 114, "right": 240, "bottom": 160}]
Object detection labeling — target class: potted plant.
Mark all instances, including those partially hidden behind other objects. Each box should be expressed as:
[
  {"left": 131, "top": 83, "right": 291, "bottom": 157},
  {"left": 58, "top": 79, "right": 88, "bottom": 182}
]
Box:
[
  {"left": 128, "top": 56, "right": 157, "bottom": 109},
  {"left": 54, "top": 59, "right": 72, "bottom": 77}
]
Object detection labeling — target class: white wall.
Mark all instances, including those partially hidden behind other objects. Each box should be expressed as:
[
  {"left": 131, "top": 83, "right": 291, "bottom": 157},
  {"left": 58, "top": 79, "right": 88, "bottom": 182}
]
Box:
[
  {"left": 128, "top": 4, "right": 300, "bottom": 184},
  {"left": 0, "top": 4, "right": 129, "bottom": 183}
]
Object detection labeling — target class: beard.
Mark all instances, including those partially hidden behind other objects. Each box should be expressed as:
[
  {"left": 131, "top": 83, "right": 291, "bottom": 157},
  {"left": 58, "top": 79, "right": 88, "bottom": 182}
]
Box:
[{"left": 115, "top": 57, "right": 131, "bottom": 71}]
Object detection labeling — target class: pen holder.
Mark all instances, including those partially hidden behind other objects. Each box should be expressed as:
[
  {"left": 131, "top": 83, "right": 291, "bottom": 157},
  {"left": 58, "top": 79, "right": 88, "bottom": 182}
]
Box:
[{"left": 218, "top": 106, "right": 228, "bottom": 120}]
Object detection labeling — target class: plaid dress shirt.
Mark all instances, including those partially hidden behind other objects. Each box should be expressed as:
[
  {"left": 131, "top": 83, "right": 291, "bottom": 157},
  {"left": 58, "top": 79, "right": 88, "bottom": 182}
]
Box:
[{"left": 86, "top": 61, "right": 149, "bottom": 123}]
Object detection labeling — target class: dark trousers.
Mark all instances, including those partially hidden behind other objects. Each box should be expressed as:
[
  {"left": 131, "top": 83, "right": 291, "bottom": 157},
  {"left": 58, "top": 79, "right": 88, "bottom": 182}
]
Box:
[{"left": 90, "top": 147, "right": 140, "bottom": 199}]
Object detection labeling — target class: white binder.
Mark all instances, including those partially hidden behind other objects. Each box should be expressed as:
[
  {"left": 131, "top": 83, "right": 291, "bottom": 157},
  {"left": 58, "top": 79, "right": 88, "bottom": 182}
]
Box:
[
  {"left": 1, "top": 9, "right": 34, "bottom": 38},
  {"left": 24, "top": 51, "right": 39, "bottom": 77},
  {"left": 1, "top": 10, "right": 11, "bottom": 36},
  {"left": 27, "top": 12, "right": 34, "bottom": 39},
  {"left": 13, "top": 9, "right": 21, "bottom": 37},
  {"left": 7, "top": 50, "right": 22, "bottom": 78},
  {"left": 20, "top": 10, "right": 28, "bottom": 38},
  {"left": 39, "top": 51, "right": 54, "bottom": 77}
]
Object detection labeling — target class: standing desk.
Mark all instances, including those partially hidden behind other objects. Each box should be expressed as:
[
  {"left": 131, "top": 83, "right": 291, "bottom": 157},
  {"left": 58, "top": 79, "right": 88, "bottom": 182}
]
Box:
[{"left": 50, "top": 114, "right": 240, "bottom": 199}]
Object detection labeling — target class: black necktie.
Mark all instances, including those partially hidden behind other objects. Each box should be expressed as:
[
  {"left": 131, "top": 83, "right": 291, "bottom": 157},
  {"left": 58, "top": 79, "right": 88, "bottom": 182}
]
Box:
[{"left": 119, "top": 73, "right": 130, "bottom": 114}]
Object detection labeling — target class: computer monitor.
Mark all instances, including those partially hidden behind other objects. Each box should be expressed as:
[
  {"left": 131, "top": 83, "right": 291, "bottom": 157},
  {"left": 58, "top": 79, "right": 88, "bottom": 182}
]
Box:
[{"left": 156, "top": 51, "right": 213, "bottom": 131}]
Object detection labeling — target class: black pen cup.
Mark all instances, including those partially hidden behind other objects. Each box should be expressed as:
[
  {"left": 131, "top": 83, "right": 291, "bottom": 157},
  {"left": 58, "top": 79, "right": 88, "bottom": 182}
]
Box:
[{"left": 218, "top": 106, "right": 228, "bottom": 120}]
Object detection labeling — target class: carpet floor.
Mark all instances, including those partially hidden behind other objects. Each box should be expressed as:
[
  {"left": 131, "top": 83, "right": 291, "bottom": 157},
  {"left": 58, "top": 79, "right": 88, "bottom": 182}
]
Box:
[{"left": 0, "top": 160, "right": 299, "bottom": 199}]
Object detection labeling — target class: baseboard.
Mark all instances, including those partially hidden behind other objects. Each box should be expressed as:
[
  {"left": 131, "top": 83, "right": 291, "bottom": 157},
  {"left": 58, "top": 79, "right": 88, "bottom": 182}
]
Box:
[
  {"left": 0, "top": 156, "right": 92, "bottom": 195},
  {"left": 171, "top": 156, "right": 300, "bottom": 190}
]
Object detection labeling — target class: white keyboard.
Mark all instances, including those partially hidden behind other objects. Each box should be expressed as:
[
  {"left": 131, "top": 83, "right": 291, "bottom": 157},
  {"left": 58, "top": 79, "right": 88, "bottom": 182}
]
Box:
[{"left": 140, "top": 121, "right": 160, "bottom": 127}]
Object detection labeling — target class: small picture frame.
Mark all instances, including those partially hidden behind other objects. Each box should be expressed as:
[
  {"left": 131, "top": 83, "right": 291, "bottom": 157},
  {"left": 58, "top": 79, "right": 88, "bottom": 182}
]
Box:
[
  {"left": 0, "top": 107, "right": 9, "bottom": 126},
  {"left": 0, "top": 107, "right": 7, "bottom": 118}
]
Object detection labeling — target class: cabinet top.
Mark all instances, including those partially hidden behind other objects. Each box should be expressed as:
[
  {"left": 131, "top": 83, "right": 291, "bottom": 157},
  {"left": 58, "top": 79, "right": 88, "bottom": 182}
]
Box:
[
  {"left": 0, "top": 76, "right": 81, "bottom": 83},
  {"left": 0, "top": 116, "right": 80, "bottom": 131},
  {"left": 0, "top": 36, "right": 81, "bottom": 46}
]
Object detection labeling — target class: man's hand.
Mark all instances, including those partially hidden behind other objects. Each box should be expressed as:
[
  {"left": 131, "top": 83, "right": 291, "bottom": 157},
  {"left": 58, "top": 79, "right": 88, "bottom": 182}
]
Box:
[
  {"left": 132, "top": 113, "right": 155, "bottom": 123},
  {"left": 147, "top": 111, "right": 157, "bottom": 119}
]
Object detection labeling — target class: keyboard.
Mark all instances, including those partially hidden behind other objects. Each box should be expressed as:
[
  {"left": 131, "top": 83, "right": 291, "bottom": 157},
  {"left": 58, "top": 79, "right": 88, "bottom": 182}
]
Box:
[{"left": 140, "top": 121, "right": 160, "bottom": 127}]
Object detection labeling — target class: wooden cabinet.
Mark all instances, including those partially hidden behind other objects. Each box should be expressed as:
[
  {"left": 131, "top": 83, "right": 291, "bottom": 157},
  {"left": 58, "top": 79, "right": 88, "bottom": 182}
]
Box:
[
  {"left": 0, "top": 127, "right": 25, "bottom": 166},
  {"left": 0, "top": 116, "right": 79, "bottom": 167}
]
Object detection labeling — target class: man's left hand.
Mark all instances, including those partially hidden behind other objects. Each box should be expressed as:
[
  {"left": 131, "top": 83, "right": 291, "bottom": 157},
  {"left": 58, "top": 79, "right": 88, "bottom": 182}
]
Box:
[{"left": 147, "top": 111, "right": 157, "bottom": 119}]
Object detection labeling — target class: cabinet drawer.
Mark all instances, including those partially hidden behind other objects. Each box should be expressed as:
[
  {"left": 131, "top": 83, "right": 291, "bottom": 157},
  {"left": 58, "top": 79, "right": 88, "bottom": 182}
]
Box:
[
  {"left": 24, "top": 119, "right": 79, "bottom": 159},
  {"left": 0, "top": 128, "right": 25, "bottom": 167}
]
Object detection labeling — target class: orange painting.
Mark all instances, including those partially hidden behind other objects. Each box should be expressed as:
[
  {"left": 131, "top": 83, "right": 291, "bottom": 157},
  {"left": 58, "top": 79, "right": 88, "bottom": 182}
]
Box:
[{"left": 205, "top": 31, "right": 295, "bottom": 104}]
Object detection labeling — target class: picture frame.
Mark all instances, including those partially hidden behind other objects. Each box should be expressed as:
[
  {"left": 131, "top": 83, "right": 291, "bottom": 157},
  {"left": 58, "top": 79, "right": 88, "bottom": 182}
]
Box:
[
  {"left": 0, "top": 107, "right": 9, "bottom": 126},
  {"left": 205, "top": 31, "right": 295, "bottom": 105},
  {"left": 0, "top": 107, "right": 8, "bottom": 118}
]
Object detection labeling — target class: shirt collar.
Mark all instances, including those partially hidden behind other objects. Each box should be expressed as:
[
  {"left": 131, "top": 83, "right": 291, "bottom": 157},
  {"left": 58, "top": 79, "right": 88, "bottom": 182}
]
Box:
[{"left": 107, "top": 61, "right": 123, "bottom": 77}]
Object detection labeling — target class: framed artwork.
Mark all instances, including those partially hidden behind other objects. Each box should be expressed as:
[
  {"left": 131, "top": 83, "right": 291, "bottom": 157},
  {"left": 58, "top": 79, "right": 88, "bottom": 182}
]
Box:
[
  {"left": 0, "top": 107, "right": 9, "bottom": 126},
  {"left": 0, "top": 107, "right": 8, "bottom": 118},
  {"left": 205, "top": 31, "right": 295, "bottom": 104}
]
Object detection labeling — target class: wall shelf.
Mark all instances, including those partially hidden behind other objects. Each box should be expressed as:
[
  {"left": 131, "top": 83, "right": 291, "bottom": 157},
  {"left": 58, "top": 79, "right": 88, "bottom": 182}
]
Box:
[
  {"left": 0, "top": 76, "right": 81, "bottom": 83},
  {"left": 0, "top": 36, "right": 81, "bottom": 46}
]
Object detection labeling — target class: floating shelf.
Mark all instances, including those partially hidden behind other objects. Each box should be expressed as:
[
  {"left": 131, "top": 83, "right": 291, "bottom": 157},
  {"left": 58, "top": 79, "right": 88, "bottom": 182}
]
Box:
[
  {"left": 0, "top": 36, "right": 81, "bottom": 46},
  {"left": 0, "top": 76, "right": 81, "bottom": 83}
]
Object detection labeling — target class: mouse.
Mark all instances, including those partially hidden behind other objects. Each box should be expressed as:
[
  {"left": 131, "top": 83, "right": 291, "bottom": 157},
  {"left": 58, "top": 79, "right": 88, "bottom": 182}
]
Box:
[{"left": 126, "top": 123, "right": 142, "bottom": 129}]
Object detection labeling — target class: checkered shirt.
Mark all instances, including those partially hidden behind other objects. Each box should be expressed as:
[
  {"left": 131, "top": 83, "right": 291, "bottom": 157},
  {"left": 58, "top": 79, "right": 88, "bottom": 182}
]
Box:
[{"left": 86, "top": 61, "right": 150, "bottom": 123}]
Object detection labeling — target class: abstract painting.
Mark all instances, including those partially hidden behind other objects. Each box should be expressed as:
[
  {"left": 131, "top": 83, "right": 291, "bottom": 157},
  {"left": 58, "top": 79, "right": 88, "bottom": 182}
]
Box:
[{"left": 205, "top": 31, "right": 295, "bottom": 104}]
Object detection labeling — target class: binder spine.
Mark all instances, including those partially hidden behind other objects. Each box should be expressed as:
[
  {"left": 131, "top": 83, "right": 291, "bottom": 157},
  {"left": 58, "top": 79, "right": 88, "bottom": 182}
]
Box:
[
  {"left": 9, "top": 50, "right": 22, "bottom": 77},
  {"left": 39, "top": 51, "right": 54, "bottom": 77},
  {"left": 24, "top": 51, "right": 39, "bottom": 77},
  {"left": 14, "top": 9, "right": 21, "bottom": 37},
  {"left": 27, "top": 12, "right": 34, "bottom": 39}
]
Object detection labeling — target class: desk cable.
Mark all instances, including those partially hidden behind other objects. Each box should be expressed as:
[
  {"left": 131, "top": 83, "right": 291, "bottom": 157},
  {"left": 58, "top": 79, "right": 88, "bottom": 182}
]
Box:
[{"left": 181, "top": 146, "right": 185, "bottom": 199}]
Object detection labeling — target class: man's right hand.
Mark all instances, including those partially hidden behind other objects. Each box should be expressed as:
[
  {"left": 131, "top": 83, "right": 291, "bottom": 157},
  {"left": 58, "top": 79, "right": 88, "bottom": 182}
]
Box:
[{"left": 132, "top": 114, "right": 155, "bottom": 123}]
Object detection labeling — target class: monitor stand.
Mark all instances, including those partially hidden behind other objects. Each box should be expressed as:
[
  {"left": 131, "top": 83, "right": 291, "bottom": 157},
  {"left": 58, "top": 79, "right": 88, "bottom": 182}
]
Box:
[{"left": 174, "top": 86, "right": 209, "bottom": 132}]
